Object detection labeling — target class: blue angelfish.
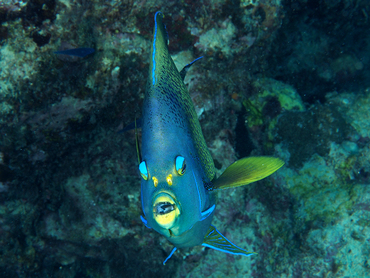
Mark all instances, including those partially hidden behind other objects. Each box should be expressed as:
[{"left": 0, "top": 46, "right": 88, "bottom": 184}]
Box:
[{"left": 137, "top": 12, "right": 284, "bottom": 265}]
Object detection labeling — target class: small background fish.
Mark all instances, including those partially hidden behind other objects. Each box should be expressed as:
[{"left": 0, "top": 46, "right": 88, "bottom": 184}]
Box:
[{"left": 55, "top": 41, "right": 94, "bottom": 62}]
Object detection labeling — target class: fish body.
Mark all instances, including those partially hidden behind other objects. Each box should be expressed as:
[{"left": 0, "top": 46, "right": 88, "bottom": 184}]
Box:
[
  {"left": 140, "top": 12, "right": 215, "bottom": 248},
  {"left": 138, "top": 12, "right": 284, "bottom": 263}
]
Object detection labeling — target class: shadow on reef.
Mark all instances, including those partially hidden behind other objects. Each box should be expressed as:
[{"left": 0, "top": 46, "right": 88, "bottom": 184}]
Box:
[
  {"left": 0, "top": 238, "right": 179, "bottom": 278},
  {"left": 0, "top": 113, "right": 179, "bottom": 277},
  {"left": 235, "top": 111, "right": 256, "bottom": 158},
  {"left": 267, "top": 0, "right": 370, "bottom": 104},
  {"left": 274, "top": 104, "right": 355, "bottom": 168}
]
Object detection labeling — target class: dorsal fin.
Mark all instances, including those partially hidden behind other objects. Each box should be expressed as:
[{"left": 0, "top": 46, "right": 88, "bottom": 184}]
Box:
[
  {"left": 145, "top": 12, "right": 216, "bottom": 182},
  {"left": 150, "top": 11, "right": 168, "bottom": 86}
]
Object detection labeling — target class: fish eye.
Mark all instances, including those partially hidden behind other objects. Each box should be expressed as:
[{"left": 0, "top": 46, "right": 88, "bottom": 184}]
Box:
[
  {"left": 175, "top": 156, "right": 186, "bottom": 176},
  {"left": 139, "top": 161, "right": 149, "bottom": 180}
]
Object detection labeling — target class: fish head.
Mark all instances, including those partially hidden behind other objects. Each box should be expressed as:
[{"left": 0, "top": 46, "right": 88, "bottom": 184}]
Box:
[{"left": 140, "top": 139, "right": 214, "bottom": 247}]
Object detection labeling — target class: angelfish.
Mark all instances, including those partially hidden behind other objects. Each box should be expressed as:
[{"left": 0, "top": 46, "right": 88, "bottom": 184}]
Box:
[{"left": 137, "top": 12, "right": 284, "bottom": 265}]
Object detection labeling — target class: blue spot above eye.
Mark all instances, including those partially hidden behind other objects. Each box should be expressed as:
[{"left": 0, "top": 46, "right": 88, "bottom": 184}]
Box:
[
  {"left": 175, "top": 156, "right": 186, "bottom": 175},
  {"left": 139, "top": 161, "right": 149, "bottom": 180}
]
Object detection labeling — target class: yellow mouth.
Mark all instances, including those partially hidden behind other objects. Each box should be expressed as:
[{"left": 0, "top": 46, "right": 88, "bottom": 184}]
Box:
[{"left": 153, "top": 193, "right": 180, "bottom": 229}]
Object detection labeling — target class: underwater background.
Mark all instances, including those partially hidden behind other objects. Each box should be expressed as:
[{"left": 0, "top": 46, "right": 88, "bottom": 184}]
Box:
[{"left": 0, "top": 0, "right": 369, "bottom": 277}]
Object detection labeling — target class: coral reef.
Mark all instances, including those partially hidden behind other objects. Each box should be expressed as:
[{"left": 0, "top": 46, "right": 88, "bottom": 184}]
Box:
[
  {"left": 195, "top": 18, "right": 238, "bottom": 57},
  {"left": 0, "top": 0, "right": 369, "bottom": 277},
  {"left": 274, "top": 104, "right": 354, "bottom": 168},
  {"left": 267, "top": 0, "right": 370, "bottom": 103}
]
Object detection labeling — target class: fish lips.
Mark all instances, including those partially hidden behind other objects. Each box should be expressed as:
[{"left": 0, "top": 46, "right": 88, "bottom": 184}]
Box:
[{"left": 151, "top": 191, "right": 181, "bottom": 231}]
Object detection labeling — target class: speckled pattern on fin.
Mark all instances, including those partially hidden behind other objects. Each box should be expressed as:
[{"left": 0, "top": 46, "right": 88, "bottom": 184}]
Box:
[
  {"left": 202, "top": 225, "right": 256, "bottom": 256},
  {"left": 212, "top": 156, "right": 284, "bottom": 190}
]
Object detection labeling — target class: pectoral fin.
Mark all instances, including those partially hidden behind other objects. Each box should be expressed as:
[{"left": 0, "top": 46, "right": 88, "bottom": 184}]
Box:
[
  {"left": 179, "top": 56, "right": 203, "bottom": 80},
  {"left": 202, "top": 225, "right": 256, "bottom": 256},
  {"left": 212, "top": 156, "right": 284, "bottom": 190}
]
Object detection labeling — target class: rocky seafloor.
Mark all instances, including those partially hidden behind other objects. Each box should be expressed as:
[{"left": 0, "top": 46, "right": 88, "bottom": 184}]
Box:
[{"left": 0, "top": 0, "right": 369, "bottom": 277}]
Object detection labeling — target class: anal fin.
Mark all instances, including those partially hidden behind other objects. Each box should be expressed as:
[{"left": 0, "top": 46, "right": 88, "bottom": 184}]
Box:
[{"left": 202, "top": 225, "right": 256, "bottom": 257}]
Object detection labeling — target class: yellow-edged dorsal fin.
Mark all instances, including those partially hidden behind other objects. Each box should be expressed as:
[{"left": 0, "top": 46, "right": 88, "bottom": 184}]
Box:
[{"left": 212, "top": 156, "right": 284, "bottom": 190}]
